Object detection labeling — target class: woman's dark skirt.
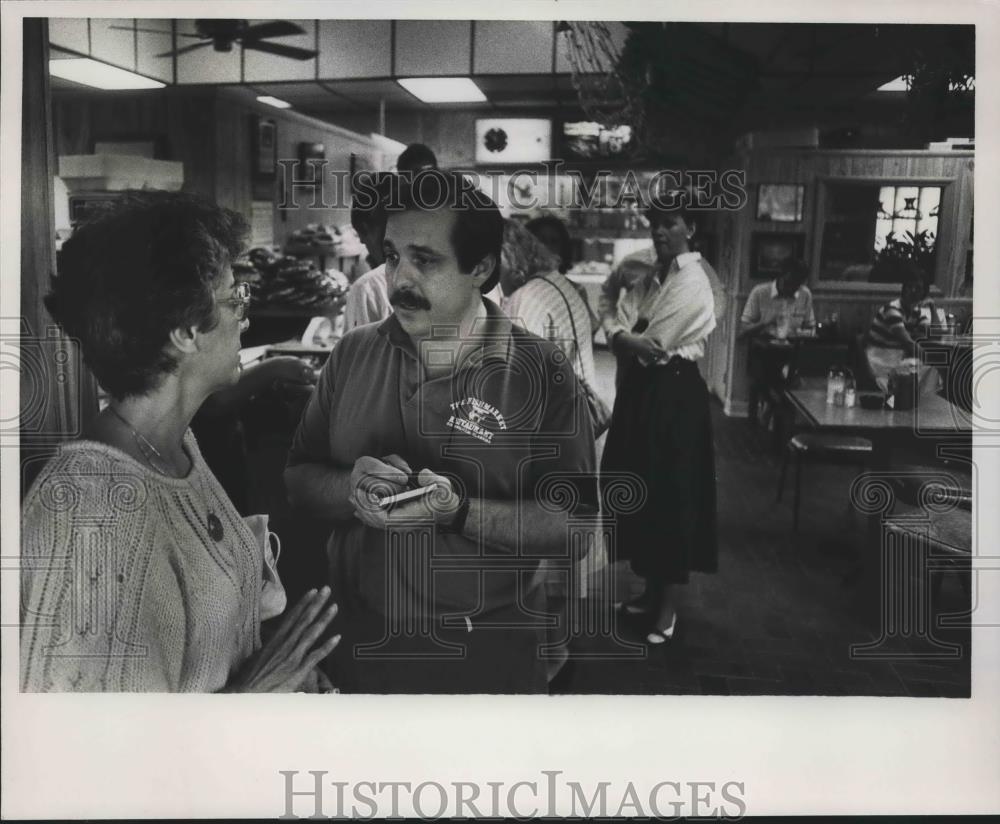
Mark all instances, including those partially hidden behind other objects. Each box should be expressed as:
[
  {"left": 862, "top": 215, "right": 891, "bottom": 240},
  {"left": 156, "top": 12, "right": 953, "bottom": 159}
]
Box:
[{"left": 600, "top": 356, "right": 717, "bottom": 584}]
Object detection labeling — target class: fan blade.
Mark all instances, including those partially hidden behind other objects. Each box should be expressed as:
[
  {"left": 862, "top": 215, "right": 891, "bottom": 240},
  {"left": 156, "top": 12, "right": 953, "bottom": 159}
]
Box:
[
  {"left": 242, "top": 40, "right": 317, "bottom": 60},
  {"left": 156, "top": 41, "right": 212, "bottom": 58},
  {"left": 242, "top": 20, "right": 305, "bottom": 40},
  {"left": 109, "top": 25, "right": 203, "bottom": 38}
]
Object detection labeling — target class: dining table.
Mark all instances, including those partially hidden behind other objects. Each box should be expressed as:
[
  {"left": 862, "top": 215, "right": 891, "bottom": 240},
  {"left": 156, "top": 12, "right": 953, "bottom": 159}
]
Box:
[
  {"left": 747, "top": 334, "right": 851, "bottom": 445},
  {"left": 784, "top": 388, "right": 971, "bottom": 464},
  {"left": 783, "top": 387, "right": 972, "bottom": 658}
]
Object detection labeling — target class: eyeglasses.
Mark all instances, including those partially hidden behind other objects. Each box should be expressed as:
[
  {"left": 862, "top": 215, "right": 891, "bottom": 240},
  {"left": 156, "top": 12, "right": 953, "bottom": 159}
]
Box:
[{"left": 219, "top": 281, "right": 252, "bottom": 320}]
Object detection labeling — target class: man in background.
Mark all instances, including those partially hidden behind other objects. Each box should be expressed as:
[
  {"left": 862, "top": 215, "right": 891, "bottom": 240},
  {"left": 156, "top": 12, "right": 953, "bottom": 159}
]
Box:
[
  {"left": 396, "top": 142, "right": 438, "bottom": 174},
  {"left": 343, "top": 144, "right": 441, "bottom": 330},
  {"left": 738, "top": 258, "right": 815, "bottom": 425},
  {"left": 343, "top": 172, "right": 391, "bottom": 331},
  {"left": 739, "top": 258, "right": 815, "bottom": 340}
]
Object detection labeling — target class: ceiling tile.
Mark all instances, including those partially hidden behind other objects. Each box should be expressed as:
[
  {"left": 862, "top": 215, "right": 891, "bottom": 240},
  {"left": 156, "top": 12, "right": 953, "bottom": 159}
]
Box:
[
  {"left": 243, "top": 19, "right": 317, "bottom": 83},
  {"left": 49, "top": 19, "right": 90, "bottom": 55},
  {"left": 175, "top": 19, "right": 239, "bottom": 85},
  {"left": 395, "top": 20, "right": 471, "bottom": 76},
  {"left": 136, "top": 19, "right": 173, "bottom": 83},
  {"left": 318, "top": 19, "right": 392, "bottom": 79},
  {"left": 474, "top": 21, "right": 553, "bottom": 74},
  {"left": 89, "top": 19, "right": 136, "bottom": 72}
]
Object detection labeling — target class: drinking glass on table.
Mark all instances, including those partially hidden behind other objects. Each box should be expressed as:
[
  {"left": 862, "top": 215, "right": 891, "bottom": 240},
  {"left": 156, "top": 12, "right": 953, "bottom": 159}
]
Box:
[{"left": 774, "top": 312, "right": 792, "bottom": 340}]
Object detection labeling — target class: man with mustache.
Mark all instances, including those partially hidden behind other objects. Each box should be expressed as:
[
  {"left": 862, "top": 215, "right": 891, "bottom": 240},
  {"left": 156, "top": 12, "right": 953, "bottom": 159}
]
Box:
[
  {"left": 343, "top": 145, "right": 441, "bottom": 331},
  {"left": 285, "top": 171, "right": 597, "bottom": 693}
]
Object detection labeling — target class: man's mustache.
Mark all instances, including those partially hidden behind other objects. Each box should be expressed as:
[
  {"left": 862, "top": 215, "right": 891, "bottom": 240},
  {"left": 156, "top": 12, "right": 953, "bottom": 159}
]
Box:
[{"left": 389, "top": 289, "right": 431, "bottom": 311}]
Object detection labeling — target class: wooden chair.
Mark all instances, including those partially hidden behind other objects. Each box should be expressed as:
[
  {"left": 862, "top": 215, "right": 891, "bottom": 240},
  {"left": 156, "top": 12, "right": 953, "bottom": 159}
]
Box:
[
  {"left": 886, "top": 465, "right": 972, "bottom": 600},
  {"left": 776, "top": 433, "right": 873, "bottom": 531}
]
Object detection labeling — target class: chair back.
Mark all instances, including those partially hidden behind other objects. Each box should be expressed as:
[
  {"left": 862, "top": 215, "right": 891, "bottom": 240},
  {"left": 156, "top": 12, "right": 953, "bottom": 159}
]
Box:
[{"left": 852, "top": 332, "right": 879, "bottom": 391}]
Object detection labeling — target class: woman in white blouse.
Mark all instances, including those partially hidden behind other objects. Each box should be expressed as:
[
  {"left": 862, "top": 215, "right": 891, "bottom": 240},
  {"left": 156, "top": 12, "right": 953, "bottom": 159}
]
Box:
[{"left": 601, "top": 205, "right": 718, "bottom": 644}]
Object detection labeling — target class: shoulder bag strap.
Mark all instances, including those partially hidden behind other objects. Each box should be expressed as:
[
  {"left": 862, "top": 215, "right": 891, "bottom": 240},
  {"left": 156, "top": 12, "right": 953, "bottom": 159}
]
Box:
[{"left": 538, "top": 274, "right": 585, "bottom": 377}]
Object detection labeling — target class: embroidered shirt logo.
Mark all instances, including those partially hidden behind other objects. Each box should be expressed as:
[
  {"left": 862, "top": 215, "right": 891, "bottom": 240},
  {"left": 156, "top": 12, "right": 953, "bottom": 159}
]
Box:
[{"left": 447, "top": 397, "right": 507, "bottom": 444}]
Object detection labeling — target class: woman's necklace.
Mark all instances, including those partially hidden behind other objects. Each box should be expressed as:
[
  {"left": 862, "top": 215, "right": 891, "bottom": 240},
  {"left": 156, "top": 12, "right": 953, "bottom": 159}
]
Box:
[
  {"left": 108, "top": 406, "right": 225, "bottom": 542},
  {"left": 108, "top": 405, "right": 178, "bottom": 476}
]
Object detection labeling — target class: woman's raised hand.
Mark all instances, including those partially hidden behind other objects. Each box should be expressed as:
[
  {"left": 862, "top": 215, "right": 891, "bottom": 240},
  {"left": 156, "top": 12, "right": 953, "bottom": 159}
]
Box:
[{"left": 225, "top": 587, "right": 340, "bottom": 692}]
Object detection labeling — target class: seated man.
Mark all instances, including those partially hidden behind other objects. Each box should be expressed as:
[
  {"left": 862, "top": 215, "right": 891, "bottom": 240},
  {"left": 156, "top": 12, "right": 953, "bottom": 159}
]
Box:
[
  {"left": 739, "top": 258, "right": 815, "bottom": 424},
  {"left": 284, "top": 171, "right": 597, "bottom": 694},
  {"left": 739, "top": 258, "right": 815, "bottom": 340}
]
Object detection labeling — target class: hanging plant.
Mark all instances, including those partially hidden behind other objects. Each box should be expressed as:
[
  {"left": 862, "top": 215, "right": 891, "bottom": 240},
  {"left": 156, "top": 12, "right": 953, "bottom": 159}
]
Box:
[
  {"left": 560, "top": 22, "right": 759, "bottom": 163},
  {"left": 898, "top": 26, "right": 974, "bottom": 141}
]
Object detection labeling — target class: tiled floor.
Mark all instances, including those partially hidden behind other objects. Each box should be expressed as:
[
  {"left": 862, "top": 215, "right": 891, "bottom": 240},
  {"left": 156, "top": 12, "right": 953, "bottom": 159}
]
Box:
[{"left": 557, "top": 350, "right": 972, "bottom": 696}]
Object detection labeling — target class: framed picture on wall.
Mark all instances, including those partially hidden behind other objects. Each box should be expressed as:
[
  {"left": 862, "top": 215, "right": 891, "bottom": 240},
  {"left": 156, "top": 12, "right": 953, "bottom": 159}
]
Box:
[
  {"left": 756, "top": 183, "right": 805, "bottom": 222},
  {"left": 252, "top": 116, "right": 277, "bottom": 177},
  {"left": 348, "top": 152, "right": 377, "bottom": 197},
  {"left": 751, "top": 232, "right": 805, "bottom": 280}
]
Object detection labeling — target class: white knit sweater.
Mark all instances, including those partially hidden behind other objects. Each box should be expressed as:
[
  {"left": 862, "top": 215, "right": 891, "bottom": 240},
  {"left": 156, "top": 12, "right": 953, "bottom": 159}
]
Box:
[{"left": 20, "top": 431, "right": 262, "bottom": 692}]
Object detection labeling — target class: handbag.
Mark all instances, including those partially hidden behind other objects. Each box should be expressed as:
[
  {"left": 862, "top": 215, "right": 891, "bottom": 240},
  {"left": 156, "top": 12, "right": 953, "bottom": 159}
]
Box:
[
  {"left": 538, "top": 276, "right": 613, "bottom": 438},
  {"left": 243, "top": 513, "right": 287, "bottom": 621}
]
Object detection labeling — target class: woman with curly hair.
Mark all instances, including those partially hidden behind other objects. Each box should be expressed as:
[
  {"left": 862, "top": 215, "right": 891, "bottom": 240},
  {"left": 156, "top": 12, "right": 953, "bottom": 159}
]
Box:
[{"left": 20, "top": 191, "right": 339, "bottom": 692}]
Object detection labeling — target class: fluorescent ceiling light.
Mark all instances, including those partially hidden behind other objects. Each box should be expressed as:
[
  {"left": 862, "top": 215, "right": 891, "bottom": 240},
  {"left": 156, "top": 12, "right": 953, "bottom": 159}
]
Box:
[
  {"left": 397, "top": 77, "right": 486, "bottom": 103},
  {"left": 877, "top": 75, "right": 973, "bottom": 93},
  {"left": 49, "top": 58, "right": 165, "bottom": 90},
  {"left": 878, "top": 75, "right": 910, "bottom": 92},
  {"left": 257, "top": 95, "right": 292, "bottom": 109}
]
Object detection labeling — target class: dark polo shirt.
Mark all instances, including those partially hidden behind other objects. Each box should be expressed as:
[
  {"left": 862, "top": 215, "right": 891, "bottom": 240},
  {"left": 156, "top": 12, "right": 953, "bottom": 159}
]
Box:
[{"left": 287, "top": 299, "right": 597, "bottom": 625}]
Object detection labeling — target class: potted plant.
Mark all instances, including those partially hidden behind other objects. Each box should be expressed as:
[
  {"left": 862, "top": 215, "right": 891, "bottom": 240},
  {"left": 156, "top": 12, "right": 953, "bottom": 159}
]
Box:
[{"left": 871, "top": 229, "right": 936, "bottom": 283}]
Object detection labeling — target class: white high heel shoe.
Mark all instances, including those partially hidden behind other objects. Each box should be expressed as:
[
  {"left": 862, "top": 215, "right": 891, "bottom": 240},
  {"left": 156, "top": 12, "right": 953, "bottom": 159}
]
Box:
[{"left": 646, "top": 612, "right": 678, "bottom": 645}]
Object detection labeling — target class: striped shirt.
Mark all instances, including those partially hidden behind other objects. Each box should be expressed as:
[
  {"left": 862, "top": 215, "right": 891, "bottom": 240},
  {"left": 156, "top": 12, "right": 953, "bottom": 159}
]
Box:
[
  {"left": 343, "top": 264, "right": 390, "bottom": 331},
  {"left": 866, "top": 298, "right": 936, "bottom": 348},
  {"left": 502, "top": 272, "right": 597, "bottom": 388}
]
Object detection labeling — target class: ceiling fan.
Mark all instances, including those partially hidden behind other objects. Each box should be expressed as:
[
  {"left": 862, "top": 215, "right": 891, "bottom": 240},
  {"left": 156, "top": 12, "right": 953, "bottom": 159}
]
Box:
[{"left": 111, "top": 20, "right": 318, "bottom": 60}]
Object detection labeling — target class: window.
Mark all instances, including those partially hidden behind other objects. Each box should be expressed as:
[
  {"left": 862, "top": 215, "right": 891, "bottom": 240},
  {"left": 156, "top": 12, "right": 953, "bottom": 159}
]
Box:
[{"left": 817, "top": 181, "right": 944, "bottom": 284}]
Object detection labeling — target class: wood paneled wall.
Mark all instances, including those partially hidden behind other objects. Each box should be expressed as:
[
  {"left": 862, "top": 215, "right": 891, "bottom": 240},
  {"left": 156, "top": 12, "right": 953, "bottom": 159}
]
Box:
[
  {"left": 51, "top": 86, "right": 378, "bottom": 250},
  {"left": 331, "top": 109, "right": 481, "bottom": 168},
  {"left": 52, "top": 88, "right": 219, "bottom": 198},
  {"left": 740, "top": 149, "right": 974, "bottom": 295},
  {"left": 21, "top": 20, "right": 99, "bottom": 489},
  {"left": 213, "top": 90, "right": 378, "bottom": 245},
  {"left": 707, "top": 148, "right": 975, "bottom": 415}
]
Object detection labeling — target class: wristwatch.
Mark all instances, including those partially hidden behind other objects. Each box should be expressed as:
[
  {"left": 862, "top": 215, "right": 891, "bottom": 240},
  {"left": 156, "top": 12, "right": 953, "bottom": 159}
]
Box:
[{"left": 439, "top": 495, "right": 470, "bottom": 535}]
